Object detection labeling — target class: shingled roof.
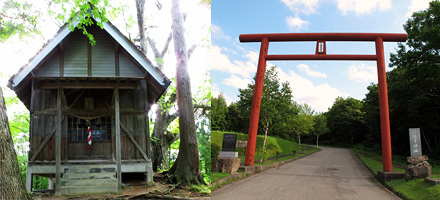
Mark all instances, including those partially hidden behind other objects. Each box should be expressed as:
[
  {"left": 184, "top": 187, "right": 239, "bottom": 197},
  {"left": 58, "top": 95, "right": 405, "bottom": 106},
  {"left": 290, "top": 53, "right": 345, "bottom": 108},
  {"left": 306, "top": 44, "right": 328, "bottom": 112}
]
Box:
[{"left": 8, "top": 15, "right": 170, "bottom": 109}]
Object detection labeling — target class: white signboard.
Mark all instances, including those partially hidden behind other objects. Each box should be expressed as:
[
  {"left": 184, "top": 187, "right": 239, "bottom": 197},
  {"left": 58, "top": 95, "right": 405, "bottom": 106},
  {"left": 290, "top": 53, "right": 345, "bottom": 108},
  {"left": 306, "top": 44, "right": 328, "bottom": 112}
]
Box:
[{"left": 409, "top": 128, "right": 422, "bottom": 157}]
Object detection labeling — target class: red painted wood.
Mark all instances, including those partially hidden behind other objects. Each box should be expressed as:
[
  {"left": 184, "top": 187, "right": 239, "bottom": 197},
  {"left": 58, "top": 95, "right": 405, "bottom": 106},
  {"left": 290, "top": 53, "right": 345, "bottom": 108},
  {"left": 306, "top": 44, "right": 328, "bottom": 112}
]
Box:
[
  {"left": 245, "top": 37, "right": 269, "bottom": 166},
  {"left": 266, "top": 54, "right": 377, "bottom": 60},
  {"left": 376, "top": 37, "right": 393, "bottom": 172},
  {"left": 241, "top": 32, "right": 406, "bottom": 170},
  {"left": 240, "top": 33, "right": 407, "bottom": 42}
]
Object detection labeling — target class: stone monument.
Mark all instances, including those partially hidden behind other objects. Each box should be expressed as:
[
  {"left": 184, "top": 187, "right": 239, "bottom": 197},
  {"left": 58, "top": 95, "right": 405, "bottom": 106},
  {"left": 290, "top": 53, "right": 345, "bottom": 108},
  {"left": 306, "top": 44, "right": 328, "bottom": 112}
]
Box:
[
  {"left": 406, "top": 128, "right": 431, "bottom": 181},
  {"left": 217, "top": 134, "right": 241, "bottom": 173}
]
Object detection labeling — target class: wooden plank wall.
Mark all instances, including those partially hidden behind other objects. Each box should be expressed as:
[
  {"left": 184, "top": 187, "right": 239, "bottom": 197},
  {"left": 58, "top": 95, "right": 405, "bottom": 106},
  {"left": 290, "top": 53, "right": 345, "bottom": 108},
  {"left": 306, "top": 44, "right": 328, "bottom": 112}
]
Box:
[
  {"left": 29, "top": 86, "right": 149, "bottom": 162},
  {"left": 30, "top": 90, "right": 68, "bottom": 161}
]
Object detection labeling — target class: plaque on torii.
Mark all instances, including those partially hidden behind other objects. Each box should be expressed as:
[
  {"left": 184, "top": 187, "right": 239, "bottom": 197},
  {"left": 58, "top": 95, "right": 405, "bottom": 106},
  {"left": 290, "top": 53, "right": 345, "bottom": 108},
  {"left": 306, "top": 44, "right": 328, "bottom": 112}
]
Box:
[{"left": 239, "top": 33, "right": 407, "bottom": 172}]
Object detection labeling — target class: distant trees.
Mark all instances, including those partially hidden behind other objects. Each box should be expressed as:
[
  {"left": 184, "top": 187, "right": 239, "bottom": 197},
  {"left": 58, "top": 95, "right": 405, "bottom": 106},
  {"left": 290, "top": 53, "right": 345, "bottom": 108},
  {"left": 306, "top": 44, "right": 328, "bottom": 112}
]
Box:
[
  {"left": 325, "top": 97, "right": 366, "bottom": 145},
  {"left": 211, "top": 94, "right": 228, "bottom": 131}
]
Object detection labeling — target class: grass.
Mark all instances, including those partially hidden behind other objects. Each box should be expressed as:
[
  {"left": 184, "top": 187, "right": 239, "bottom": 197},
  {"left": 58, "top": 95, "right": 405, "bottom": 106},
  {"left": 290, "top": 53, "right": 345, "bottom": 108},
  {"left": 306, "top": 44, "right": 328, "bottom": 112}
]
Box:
[
  {"left": 357, "top": 154, "right": 405, "bottom": 175},
  {"left": 212, "top": 131, "right": 300, "bottom": 163},
  {"left": 211, "top": 172, "right": 231, "bottom": 182},
  {"left": 387, "top": 179, "right": 440, "bottom": 200},
  {"left": 354, "top": 149, "right": 440, "bottom": 200}
]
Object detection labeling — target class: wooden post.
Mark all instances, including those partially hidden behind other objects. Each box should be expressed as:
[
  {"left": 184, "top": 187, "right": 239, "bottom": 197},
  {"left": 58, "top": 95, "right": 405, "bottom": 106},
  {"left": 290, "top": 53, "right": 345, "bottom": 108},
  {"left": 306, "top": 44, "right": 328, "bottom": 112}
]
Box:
[
  {"left": 55, "top": 88, "right": 62, "bottom": 196},
  {"left": 376, "top": 37, "right": 393, "bottom": 172},
  {"left": 115, "top": 87, "right": 122, "bottom": 193},
  {"left": 245, "top": 37, "right": 269, "bottom": 166},
  {"left": 88, "top": 41, "right": 92, "bottom": 76},
  {"left": 141, "top": 80, "right": 151, "bottom": 158}
]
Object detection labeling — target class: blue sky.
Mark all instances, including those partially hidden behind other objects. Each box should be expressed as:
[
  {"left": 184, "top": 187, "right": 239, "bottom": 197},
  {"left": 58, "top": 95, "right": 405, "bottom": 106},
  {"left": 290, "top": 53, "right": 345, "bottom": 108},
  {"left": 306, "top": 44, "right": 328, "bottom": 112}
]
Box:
[{"left": 212, "top": 0, "right": 433, "bottom": 112}]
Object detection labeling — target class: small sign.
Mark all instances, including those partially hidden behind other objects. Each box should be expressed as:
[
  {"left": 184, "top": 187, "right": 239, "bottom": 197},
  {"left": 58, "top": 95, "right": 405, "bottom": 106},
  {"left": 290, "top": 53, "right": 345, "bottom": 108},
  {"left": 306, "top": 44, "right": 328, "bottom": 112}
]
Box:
[
  {"left": 236, "top": 140, "right": 247, "bottom": 148},
  {"left": 318, "top": 42, "right": 324, "bottom": 53},
  {"left": 222, "top": 134, "right": 237, "bottom": 152},
  {"left": 409, "top": 128, "right": 422, "bottom": 157}
]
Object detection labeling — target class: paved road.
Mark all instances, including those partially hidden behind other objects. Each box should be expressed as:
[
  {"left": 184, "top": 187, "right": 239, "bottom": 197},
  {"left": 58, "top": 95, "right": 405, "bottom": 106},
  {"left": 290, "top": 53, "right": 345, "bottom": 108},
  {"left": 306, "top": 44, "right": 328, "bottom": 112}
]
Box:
[{"left": 211, "top": 147, "right": 400, "bottom": 200}]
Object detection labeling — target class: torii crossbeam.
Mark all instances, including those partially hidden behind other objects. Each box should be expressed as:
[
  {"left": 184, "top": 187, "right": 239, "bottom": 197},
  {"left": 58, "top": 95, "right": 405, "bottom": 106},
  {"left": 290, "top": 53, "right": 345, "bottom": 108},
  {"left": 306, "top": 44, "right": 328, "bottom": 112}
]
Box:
[{"left": 239, "top": 33, "right": 407, "bottom": 172}]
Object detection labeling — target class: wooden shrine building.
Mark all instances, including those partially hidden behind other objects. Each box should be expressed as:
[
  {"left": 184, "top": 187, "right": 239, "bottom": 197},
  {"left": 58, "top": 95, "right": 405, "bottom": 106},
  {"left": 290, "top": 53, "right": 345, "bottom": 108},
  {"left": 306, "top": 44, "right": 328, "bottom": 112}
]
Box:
[{"left": 8, "top": 16, "right": 170, "bottom": 196}]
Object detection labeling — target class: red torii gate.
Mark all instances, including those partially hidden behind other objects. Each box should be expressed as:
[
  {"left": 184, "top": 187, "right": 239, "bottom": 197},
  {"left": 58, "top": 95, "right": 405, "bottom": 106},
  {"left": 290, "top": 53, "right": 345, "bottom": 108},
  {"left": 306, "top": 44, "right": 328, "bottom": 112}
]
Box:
[{"left": 239, "top": 33, "right": 407, "bottom": 172}]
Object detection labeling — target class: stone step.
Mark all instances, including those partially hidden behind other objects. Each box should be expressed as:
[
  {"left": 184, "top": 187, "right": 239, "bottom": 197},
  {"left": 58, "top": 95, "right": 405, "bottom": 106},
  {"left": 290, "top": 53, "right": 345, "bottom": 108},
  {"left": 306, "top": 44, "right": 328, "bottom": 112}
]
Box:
[
  {"left": 63, "top": 172, "right": 116, "bottom": 180},
  {"left": 61, "top": 178, "right": 117, "bottom": 187},
  {"left": 64, "top": 167, "right": 115, "bottom": 173},
  {"left": 60, "top": 185, "right": 118, "bottom": 196}
]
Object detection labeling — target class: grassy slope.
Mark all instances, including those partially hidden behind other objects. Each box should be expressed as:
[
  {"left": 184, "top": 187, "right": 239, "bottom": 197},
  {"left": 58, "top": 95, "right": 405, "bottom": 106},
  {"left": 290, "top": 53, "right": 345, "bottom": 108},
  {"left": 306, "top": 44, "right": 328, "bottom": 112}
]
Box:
[
  {"left": 354, "top": 150, "right": 440, "bottom": 200},
  {"left": 211, "top": 172, "right": 231, "bottom": 182},
  {"left": 212, "top": 131, "right": 300, "bottom": 162}
]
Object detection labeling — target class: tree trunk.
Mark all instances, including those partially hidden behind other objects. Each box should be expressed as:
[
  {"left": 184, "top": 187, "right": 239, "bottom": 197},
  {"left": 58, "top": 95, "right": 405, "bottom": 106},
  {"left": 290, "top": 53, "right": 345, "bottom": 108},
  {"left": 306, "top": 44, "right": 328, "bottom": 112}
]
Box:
[
  {"left": 260, "top": 119, "right": 269, "bottom": 163},
  {"left": 168, "top": 0, "right": 203, "bottom": 184},
  {"left": 135, "top": 0, "right": 147, "bottom": 55},
  {"left": 0, "top": 87, "right": 30, "bottom": 200},
  {"left": 316, "top": 135, "right": 319, "bottom": 148},
  {"left": 297, "top": 131, "right": 302, "bottom": 153},
  {"left": 420, "top": 127, "right": 433, "bottom": 152},
  {"left": 152, "top": 105, "right": 179, "bottom": 171}
]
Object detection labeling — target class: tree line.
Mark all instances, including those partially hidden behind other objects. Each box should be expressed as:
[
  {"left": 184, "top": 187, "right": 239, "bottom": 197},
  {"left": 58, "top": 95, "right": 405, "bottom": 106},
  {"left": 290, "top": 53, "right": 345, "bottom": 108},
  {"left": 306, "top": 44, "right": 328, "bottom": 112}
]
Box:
[
  {"left": 212, "top": 65, "right": 329, "bottom": 158},
  {"left": 213, "top": 1, "right": 440, "bottom": 161}
]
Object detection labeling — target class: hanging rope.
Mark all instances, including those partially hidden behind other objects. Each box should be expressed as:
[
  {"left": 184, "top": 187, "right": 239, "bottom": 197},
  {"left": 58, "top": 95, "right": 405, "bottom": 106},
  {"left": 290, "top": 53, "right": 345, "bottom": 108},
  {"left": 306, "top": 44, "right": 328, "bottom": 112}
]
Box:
[{"left": 67, "top": 112, "right": 110, "bottom": 121}]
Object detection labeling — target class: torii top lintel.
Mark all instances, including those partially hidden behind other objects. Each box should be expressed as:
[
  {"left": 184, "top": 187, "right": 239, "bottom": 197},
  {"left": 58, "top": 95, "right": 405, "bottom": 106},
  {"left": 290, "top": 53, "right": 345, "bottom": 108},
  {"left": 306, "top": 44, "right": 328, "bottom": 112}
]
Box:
[{"left": 239, "top": 33, "right": 407, "bottom": 42}]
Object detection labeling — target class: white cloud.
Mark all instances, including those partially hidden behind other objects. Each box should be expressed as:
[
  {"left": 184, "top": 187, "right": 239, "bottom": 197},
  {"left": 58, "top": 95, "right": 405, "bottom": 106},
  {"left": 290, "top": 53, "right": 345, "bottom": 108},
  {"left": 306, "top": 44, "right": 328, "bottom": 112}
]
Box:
[
  {"left": 211, "top": 83, "right": 234, "bottom": 105},
  {"left": 348, "top": 63, "right": 377, "bottom": 83},
  {"left": 336, "top": 0, "right": 392, "bottom": 15},
  {"left": 406, "top": 0, "right": 432, "bottom": 18},
  {"left": 273, "top": 65, "right": 348, "bottom": 112},
  {"left": 223, "top": 75, "right": 252, "bottom": 89},
  {"left": 286, "top": 16, "right": 310, "bottom": 31},
  {"left": 212, "top": 45, "right": 257, "bottom": 78},
  {"left": 281, "top": 0, "right": 319, "bottom": 15},
  {"left": 211, "top": 83, "right": 221, "bottom": 98},
  {"left": 245, "top": 51, "right": 259, "bottom": 64},
  {"left": 212, "top": 24, "right": 231, "bottom": 40},
  {"left": 296, "top": 64, "right": 327, "bottom": 78}
]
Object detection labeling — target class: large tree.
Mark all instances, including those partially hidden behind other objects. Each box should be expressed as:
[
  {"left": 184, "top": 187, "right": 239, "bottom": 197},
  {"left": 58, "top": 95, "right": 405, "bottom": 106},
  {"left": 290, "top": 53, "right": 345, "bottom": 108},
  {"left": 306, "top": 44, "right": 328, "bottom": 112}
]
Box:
[
  {"left": 168, "top": 0, "right": 203, "bottom": 184},
  {"left": 0, "top": 87, "right": 30, "bottom": 200},
  {"left": 0, "top": 0, "right": 40, "bottom": 41},
  {"left": 312, "top": 113, "right": 329, "bottom": 148},
  {"left": 0, "top": 1, "right": 40, "bottom": 198},
  {"left": 238, "top": 65, "right": 294, "bottom": 161},
  {"left": 385, "top": 0, "right": 440, "bottom": 155},
  {"left": 291, "top": 104, "right": 314, "bottom": 153}
]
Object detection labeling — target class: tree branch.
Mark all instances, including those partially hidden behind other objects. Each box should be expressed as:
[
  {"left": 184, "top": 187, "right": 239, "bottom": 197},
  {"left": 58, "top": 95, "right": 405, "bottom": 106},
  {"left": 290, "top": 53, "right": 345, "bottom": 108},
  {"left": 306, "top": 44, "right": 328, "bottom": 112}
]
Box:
[
  {"left": 160, "top": 33, "right": 173, "bottom": 58},
  {"left": 194, "top": 104, "right": 211, "bottom": 110},
  {"left": 147, "top": 37, "right": 161, "bottom": 58},
  {"left": 188, "top": 44, "right": 198, "bottom": 60}
]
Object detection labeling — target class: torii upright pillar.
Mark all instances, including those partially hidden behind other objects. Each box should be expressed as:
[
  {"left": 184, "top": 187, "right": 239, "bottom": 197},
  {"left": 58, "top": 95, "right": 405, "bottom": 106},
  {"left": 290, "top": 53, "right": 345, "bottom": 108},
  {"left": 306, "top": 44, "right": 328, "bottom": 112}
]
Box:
[{"left": 240, "top": 33, "right": 407, "bottom": 172}]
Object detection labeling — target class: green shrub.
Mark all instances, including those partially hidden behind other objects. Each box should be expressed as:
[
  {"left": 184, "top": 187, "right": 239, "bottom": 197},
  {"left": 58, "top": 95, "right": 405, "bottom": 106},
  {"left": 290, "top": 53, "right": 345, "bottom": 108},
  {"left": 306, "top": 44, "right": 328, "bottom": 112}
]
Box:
[{"left": 211, "top": 142, "right": 221, "bottom": 171}]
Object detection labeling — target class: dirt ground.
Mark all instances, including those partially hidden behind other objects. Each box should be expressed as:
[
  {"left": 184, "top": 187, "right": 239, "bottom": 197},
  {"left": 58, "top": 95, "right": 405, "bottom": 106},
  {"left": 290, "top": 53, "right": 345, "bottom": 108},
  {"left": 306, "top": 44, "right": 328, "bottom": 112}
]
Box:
[{"left": 31, "top": 174, "right": 210, "bottom": 200}]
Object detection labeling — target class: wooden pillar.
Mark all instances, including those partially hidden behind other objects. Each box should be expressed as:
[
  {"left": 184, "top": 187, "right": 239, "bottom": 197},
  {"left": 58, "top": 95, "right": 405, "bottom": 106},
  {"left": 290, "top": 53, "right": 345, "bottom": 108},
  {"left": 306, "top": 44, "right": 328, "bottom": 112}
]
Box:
[
  {"left": 114, "top": 87, "right": 122, "bottom": 193},
  {"left": 376, "top": 37, "right": 393, "bottom": 172},
  {"left": 245, "top": 37, "right": 269, "bottom": 166},
  {"left": 55, "top": 88, "right": 62, "bottom": 196},
  {"left": 26, "top": 80, "right": 35, "bottom": 192},
  {"left": 141, "top": 80, "right": 151, "bottom": 158}
]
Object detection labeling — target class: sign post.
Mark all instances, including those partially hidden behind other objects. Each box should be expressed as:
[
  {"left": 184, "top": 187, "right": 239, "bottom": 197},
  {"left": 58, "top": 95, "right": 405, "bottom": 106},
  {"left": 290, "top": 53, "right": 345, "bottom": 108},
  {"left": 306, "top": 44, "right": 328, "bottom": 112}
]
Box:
[{"left": 409, "top": 128, "right": 422, "bottom": 157}]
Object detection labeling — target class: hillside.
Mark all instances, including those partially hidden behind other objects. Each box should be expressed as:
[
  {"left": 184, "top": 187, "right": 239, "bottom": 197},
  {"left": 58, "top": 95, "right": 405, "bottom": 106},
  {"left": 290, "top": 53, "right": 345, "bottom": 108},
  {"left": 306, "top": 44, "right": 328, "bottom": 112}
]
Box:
[{"left": 212, "top": 131, "right": 301, "bottom": 162}]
